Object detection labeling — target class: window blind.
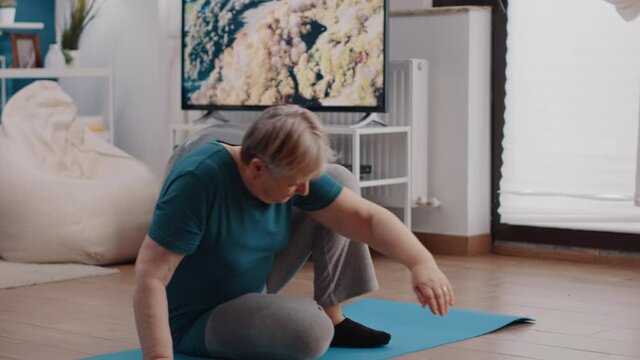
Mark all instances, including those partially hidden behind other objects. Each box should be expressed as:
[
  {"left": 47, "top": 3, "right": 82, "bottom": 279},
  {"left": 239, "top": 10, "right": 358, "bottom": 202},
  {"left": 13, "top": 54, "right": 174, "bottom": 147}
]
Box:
[{"left": 499, "top": 0, "right": 640, "bottom": 233}]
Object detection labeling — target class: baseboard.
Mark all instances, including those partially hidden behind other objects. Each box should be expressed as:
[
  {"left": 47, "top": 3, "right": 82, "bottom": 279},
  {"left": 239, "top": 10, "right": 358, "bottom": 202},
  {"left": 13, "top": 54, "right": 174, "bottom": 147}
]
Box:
[
  {"left": 414, "top": 232, "right": 492, "bottom": 256},
  {"left": 411, "top": 234, "right": 640, "bottom": 264},
  {"left": 493, "top": 240, "right": 640, "bottom": 266}
]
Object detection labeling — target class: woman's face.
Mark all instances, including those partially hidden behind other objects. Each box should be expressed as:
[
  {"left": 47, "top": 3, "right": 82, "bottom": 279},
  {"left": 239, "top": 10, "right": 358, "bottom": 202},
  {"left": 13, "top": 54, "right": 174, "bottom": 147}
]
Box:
[{"left": 259, "top": 169, "right": 316, "bottom": 204}]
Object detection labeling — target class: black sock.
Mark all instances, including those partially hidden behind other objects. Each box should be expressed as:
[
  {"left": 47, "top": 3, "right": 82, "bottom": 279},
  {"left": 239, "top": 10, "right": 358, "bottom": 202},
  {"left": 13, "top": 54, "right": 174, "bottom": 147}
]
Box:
[{"left": 330, "top": 317, "right": 391, "bottom": 348}]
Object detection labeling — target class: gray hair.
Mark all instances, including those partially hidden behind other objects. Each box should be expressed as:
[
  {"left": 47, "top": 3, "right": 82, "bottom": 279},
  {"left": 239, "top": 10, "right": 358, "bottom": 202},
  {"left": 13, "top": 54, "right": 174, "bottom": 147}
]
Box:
[{"left": 240, "top": 105, "right": 335, "bottom": 176}]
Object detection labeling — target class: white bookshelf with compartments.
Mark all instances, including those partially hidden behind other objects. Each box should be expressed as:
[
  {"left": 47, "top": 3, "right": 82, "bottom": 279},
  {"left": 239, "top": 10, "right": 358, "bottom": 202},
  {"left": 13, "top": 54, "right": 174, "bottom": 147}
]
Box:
[
  {"left": 324, "top": 124, "right": 414, "bottom": 228},
  {"left": 0, "top": 67, "right": 115, "bottom": 143}
]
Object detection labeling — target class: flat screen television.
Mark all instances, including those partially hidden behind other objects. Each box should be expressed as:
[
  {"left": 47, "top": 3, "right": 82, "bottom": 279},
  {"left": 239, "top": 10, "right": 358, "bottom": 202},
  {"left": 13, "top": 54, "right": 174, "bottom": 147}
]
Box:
[{"left": 181, "top": 0, "right": 388, "bottom": 113}]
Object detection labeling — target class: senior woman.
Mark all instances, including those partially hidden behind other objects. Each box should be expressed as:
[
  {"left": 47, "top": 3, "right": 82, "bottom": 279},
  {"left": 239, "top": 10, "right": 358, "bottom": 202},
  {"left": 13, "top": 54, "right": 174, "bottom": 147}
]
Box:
[{"left": 134, "top": 105, "right": 454, "bottom": 360}]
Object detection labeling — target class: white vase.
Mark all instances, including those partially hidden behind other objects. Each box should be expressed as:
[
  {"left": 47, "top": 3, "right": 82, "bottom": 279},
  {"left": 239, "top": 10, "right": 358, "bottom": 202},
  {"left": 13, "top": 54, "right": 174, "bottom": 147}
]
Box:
[
  {"left": 65, "top": 50, "right": 81, "bottom": 68},
  {"left": 0, "top": 7, "right": 16, "bottom": 24},
  {"left": 44, "top": 44, "right": 66, "bottom": 69}
]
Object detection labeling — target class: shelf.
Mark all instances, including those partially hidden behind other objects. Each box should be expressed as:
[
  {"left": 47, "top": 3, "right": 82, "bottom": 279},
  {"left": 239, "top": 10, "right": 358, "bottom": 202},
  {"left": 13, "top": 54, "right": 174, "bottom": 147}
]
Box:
[
  {"left": 0, "top": 67, "right": 110, "bottom": 79},
  {"left": 171, "top": 124, "right": 410, "bottom": 135},
  {"left": 170, "top": 122, "right": 212, "bottom": 131},
  {"left": 324, "top": 125, "right": 410, "bottom": 135},
  {"left": 168, "top": 117, "right": 412, "bottom": 227},
  {"left": 360, "top": 177, "right": 409, "bottom": 188},
  {"left": 0, "top": 22, "right": 44, "bottom": 31},
  {"left": 391, "top": 6, "right": 489, "bottom": 17}
]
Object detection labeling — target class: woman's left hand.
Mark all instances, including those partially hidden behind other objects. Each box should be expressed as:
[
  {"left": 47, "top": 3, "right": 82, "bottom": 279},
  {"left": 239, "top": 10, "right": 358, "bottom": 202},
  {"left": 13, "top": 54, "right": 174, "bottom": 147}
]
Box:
[{"left": 410, "top": 261, "right": 455, "bottom": 316}]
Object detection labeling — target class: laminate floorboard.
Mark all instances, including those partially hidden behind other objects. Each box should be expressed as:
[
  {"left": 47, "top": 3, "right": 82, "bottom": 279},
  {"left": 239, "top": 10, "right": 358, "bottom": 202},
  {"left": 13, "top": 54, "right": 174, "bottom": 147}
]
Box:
[{"left": 1, "top": 254, "right": 638, "bottom": 359}]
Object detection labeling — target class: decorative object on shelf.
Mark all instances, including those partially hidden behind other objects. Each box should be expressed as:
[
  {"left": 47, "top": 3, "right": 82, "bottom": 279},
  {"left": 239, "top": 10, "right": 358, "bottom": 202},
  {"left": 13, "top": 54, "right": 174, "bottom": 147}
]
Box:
[
  {"left": 44, "top": 43, "right": 66, "bottom": 68},
  {"left": 76, "top": 115, "right": 110, "bottom": 141},
  {"left": 61, "top": 0, "right": 100, "bottom": 67},
  {"left": 0, "top": 0, "right": 16, "bottom": 24},
  {"left": 10, "top": 33, "right": 41, "bottom": 68},
  {"left": 65, "top": 49, "right": 80, "bottom": 67}
]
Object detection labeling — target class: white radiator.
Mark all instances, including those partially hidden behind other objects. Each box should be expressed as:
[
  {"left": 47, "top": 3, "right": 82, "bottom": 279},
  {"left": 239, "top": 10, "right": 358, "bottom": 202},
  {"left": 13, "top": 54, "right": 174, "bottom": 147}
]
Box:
[{"left": 320, "top": 59, "right": 429, "bottom": 208}]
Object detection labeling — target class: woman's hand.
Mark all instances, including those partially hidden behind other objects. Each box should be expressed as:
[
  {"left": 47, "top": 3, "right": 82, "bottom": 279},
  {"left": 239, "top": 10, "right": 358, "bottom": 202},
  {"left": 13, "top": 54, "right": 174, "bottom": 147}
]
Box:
[{"left": 410, "top": 261, "right": 455, "bottom": 316}]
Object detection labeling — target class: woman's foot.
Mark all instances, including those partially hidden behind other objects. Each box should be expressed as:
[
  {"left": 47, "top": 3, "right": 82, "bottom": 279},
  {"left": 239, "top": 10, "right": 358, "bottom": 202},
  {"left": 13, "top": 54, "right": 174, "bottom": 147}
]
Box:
[{"left": 330, "top": 317, "right": 391, "bottom": 348}]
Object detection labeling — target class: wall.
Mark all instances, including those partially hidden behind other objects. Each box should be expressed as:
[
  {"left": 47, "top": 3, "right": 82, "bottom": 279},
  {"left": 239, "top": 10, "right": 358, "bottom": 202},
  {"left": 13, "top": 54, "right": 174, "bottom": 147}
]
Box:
[
  {"left": 62, "top": 3, "right": 491, "bottom": 237},
  {"left": 56, "top": 0, "right": 172, "bottom": 176},
  {"left": 465, "top": 9, "right": 492, "bottom": 236},
  {"left": 390, "top": 7, "right": 491, "bottom": 237}
]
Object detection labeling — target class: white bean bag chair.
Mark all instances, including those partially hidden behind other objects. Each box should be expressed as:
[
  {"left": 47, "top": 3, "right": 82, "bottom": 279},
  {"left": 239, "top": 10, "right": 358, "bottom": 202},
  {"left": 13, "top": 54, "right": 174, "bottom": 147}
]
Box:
[{"left": 0, "top": 81, "right": 160, "bottom": 264}]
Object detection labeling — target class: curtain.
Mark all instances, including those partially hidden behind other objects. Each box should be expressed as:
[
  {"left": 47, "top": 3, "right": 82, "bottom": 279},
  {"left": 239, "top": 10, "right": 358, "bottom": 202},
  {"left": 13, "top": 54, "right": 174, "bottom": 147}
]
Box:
[{"left": 499, "top": 0, "right": 640, "bottom": 233}]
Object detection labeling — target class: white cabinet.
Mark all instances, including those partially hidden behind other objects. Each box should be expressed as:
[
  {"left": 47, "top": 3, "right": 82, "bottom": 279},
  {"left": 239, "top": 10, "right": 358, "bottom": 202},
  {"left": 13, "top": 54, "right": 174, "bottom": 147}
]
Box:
[
  {"left": 0, "top": 67, "right": 115, "bottom": 143},
  {"left": 390, "top": 7, "right": 491, "bottom": 236}
]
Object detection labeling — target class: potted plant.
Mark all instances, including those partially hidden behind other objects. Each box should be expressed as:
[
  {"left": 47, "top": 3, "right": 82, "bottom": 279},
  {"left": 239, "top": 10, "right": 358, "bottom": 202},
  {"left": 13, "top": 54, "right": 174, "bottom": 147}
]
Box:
[
  {"left": 0, "top": 0, "right": 17, "bottom": 24},
  {"left": 61, "top": 0, "right": 99, "bottom": 67}
]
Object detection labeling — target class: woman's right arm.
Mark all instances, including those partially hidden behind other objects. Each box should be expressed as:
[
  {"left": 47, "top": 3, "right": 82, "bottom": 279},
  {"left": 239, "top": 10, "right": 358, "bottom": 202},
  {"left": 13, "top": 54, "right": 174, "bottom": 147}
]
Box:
[{"left": 133, "top": 235, "right": 185, "bottom": 360}]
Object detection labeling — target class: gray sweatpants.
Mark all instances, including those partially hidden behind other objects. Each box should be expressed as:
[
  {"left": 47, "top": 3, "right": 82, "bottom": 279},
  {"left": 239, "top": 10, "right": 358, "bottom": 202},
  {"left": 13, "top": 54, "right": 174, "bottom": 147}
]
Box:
[{"left": 202, "top": 164, "right": 379, "bottom": 360}]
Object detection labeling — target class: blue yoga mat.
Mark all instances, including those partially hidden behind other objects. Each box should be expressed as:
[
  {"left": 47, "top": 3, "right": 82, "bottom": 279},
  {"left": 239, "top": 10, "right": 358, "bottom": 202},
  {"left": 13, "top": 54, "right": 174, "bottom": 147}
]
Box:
[{"left": 85, "top": 298, "right": 533, "bottom": 360}]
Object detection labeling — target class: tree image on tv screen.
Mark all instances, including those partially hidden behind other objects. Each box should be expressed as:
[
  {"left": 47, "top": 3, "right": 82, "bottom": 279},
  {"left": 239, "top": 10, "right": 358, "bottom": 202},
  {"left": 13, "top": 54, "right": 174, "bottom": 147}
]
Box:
[{"left": 183, "top": 0, "right": 384, "bottom": 109}]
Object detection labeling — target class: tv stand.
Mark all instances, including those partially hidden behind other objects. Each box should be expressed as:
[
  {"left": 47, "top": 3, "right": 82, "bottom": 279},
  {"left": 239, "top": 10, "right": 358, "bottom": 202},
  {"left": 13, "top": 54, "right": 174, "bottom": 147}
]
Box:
[
  {"left": 350, "top": 112, "right": 386, "bottom": 128},
  {"left": 194, "top": 110, "right": 230, "bottom": 124}
]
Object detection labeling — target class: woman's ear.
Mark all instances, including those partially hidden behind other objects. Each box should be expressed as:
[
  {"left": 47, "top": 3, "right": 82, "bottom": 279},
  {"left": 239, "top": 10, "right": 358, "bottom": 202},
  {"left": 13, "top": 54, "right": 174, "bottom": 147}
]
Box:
[{"left": 249, "top": 158, "right": 266, "bottom": 180}]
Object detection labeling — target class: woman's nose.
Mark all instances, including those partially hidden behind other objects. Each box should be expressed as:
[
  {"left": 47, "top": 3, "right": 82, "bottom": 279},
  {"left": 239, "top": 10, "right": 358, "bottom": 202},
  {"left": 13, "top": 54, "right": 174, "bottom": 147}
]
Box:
[{"left": 296, "top": 182, "right": 309, "bottom": 196}]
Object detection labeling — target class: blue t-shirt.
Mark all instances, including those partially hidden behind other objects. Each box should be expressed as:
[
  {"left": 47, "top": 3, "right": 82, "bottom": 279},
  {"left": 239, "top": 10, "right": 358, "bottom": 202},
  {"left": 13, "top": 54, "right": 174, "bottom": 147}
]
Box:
[{"left": 148, "top": 141, "right": 343, "bottom": 346}]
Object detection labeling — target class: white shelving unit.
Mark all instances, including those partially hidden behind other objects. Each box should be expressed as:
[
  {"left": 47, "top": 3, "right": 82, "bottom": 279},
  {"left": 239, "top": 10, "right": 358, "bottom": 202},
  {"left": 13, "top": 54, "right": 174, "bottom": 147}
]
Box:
[
  {"left": 325, "top": 125, "right": 412, "bottom": 228},
  {"left": 0, "top": 67, "right": 110, "bottom": 78},
  {"left": 0, "top": 67, "right": 115, "bottom": 143},
  {"left": 0, "top": 22, "right": 44, "bottom": 35},
  {"left": 169, "top": 120, "right": 413, "bottom": 228},
  {"left": 170, "top": 121, "right": 212, "bottom": 153}
]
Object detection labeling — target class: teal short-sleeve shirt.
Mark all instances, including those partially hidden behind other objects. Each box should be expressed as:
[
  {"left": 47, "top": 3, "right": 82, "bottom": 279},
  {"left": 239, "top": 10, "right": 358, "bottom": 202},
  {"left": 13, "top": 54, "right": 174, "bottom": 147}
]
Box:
[{"left": 148, "top": 141, "right": 343, "bottom": 346}]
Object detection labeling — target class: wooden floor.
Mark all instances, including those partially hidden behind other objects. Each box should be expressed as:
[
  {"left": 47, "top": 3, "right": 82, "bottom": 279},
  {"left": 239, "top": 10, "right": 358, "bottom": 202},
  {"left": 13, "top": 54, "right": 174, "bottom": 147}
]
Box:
[{"left": 1, "top": 254, "right": 639, "bottom": 360}]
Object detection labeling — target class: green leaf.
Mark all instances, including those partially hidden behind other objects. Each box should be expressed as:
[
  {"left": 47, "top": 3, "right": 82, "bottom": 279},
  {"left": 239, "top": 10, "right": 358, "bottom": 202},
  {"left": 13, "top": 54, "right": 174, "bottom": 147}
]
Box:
[{"left": 61, "top": 0, "right": 100, "bottom": 51}]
